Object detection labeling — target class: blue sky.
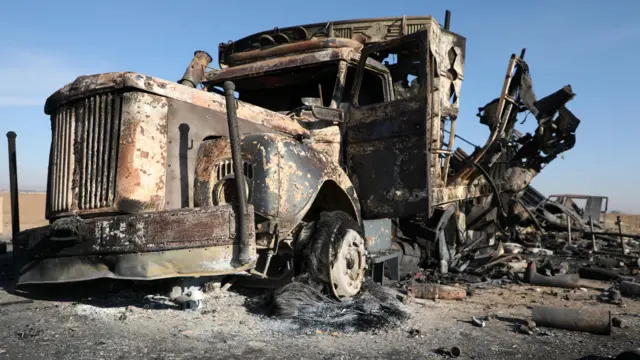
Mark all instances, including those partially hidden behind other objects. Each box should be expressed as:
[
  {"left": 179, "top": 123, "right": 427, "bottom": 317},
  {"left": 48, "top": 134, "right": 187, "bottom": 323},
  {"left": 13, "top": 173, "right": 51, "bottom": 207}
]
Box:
[{"left": 0, "top": 0, "right": 638, "bottom": 212}]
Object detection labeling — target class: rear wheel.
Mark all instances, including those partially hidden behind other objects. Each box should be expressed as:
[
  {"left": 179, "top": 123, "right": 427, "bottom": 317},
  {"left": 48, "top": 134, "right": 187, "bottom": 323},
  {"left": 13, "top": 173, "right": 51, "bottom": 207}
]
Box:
[{"left": 296, "top": 211, "right": 367, "bottom": 300}]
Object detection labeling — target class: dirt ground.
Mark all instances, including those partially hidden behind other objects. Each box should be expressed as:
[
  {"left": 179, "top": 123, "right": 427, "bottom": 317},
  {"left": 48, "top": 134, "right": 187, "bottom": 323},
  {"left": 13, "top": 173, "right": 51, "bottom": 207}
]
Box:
[
  {"left": 0, "top": 192, "right": 47, "bottom": 236},
  {"left": 1, "top": 247, "right": 638, "bottom": 360}
]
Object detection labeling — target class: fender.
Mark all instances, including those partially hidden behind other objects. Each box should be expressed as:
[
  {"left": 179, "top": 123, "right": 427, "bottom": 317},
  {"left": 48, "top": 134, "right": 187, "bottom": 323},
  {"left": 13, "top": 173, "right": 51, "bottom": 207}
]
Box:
[{"left": 194, "top": 133, "right": 361, "bottom": 237}]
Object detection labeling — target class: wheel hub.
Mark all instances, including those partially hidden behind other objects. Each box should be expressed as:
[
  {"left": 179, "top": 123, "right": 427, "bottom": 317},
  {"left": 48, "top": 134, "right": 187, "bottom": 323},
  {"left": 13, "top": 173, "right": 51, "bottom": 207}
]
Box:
[{"left": 329, "top": 229, "right": 366, "bottom": 299}]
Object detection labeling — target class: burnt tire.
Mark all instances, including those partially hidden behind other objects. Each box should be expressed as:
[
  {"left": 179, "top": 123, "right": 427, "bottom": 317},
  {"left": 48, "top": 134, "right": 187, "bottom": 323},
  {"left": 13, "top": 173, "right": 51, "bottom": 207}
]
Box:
[{"left": 295, "top": 211, "right": 366, "bottom": 300}]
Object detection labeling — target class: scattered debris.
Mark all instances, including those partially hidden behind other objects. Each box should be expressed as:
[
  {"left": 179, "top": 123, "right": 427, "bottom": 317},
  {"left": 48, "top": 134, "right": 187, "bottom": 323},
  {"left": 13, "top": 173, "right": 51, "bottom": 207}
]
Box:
[
  {"left": 612, "top": 317, "right": 623, "bottom": 328},
  {"left": 472, "top": 317, "right": 486, "bottom": 328},
  {"left": 435, "top": 346, "right": 461, "bottom": 358},
  {"left": 409, "top": 283, "right": 466, "bottom": 301}
]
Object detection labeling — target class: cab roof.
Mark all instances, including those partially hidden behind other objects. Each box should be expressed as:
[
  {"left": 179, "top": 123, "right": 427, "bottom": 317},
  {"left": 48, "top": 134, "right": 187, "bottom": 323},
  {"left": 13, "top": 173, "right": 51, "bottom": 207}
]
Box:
[{"left": 217, "top": 15, "right": 462, "bottom": 68}]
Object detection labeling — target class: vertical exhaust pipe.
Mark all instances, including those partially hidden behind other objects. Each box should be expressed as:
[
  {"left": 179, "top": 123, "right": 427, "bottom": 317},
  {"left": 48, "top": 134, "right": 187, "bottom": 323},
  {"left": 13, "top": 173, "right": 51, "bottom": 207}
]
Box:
[
  {"left": 444, "top": 10, "right": 451, "bottom": 31},
  {"left": 6, "top": 131, "right": 20, "bottom": 239},
  {"left": 222, "top": 81, "right": 251, "bottom": 265},
  {"left": 178, "top": 50, "right": 213, "bottom": 88}
]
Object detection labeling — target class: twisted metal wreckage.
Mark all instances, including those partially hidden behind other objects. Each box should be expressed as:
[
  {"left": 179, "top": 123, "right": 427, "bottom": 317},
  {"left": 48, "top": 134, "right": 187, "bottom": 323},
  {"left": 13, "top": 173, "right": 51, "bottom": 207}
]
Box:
[{"left": 6, "top": 11, "right": 583, "bottom": 302}]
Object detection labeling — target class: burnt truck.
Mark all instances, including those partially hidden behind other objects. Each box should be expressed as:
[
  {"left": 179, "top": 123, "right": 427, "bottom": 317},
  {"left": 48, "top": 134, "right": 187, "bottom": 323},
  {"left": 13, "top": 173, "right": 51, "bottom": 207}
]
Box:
[{"left": 6, "top": 12, "right": 581, "bottom": 299}]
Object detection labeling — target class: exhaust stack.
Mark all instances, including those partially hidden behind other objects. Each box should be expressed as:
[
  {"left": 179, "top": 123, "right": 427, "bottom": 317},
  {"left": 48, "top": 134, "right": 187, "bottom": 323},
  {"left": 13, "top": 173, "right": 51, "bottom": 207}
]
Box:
[
  {"left": 6, "top": 131, "right": 20, "bottom": 238},
  {"left": 178, "top": 50, "right": 213, "bottom": 88},
  {"left": 222, "top": 81, "right": 251, "bottom": 265}
]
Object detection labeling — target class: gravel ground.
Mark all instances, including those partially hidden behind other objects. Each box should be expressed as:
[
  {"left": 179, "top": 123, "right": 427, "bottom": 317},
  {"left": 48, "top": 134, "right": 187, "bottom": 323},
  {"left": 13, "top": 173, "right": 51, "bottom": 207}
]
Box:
[{"left": 1, "top": 248, "right": 639, "bottom": 360}]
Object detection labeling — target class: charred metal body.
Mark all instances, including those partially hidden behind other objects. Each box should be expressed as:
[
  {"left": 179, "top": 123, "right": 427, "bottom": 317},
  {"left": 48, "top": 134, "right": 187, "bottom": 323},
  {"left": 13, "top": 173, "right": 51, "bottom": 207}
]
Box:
[{"left": 9, "top": 13, "right": 582, "bottom": 299}]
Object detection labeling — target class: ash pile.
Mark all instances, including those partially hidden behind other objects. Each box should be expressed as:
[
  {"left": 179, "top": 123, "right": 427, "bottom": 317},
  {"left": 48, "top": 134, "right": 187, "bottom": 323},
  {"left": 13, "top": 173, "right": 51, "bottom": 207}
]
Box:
[{"left": 247, "top": 279, "right": 409, "bottom": 333}]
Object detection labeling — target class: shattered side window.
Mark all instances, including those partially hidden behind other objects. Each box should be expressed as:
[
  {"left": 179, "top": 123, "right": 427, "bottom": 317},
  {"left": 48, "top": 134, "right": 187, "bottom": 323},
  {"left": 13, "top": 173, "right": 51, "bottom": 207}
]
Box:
[
  {"left": 377, "top": 41, "right": 423, "bottom": 101},
  {"left": 342, "top": 66, "right": 385, "bottom": 106}
]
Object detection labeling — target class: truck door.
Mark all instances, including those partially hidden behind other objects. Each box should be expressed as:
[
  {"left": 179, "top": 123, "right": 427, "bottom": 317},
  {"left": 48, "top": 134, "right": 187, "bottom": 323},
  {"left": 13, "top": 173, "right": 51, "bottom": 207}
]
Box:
[{"left": 345, "top": 31, "right": 434, "bottom": 219}]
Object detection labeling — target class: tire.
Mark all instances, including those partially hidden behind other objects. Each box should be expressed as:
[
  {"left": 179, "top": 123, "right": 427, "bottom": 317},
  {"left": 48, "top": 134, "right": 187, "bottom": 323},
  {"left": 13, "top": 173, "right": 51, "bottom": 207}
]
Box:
[{"left": 295, "top": 210, "right": 367, "bottom": 300}]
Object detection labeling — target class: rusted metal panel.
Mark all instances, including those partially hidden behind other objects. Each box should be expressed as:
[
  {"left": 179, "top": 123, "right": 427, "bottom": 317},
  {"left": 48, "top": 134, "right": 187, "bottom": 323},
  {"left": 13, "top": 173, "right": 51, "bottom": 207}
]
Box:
[
  {"left": 44, "top": 72, "right": 310, "bottom": 138},
  {"left": 308, "top": 125, "right": 341, "bottom": 164},
  {"left": 348, "top": 99, "right": 425, "bottom": 143},
  {"left": 346, "top": 76, "right": 432, "bottom": 218},
  {"left": 165, "top": 99, "right": 274, "bottom": 210},
  {"left": 12, "top": 206, "right": 258, "bottom": 284},
  {"left": 432, "top": 185, "right": 484, "bottom": 206},
  {"left": 16, "top": 245, "right": 256, "bottom": 285},
  {"left": 363, "top": 219, "right": 393, "bottom": 252},
  {"left": 218, "top": 16, "right": 458, "bottom": 68},
  {"left": 225, "top": 38, "right": 363, "bottom": 66},
  {"left": 205, "top": 48, "right": 360, "bottom": 86},
  {"left": 192, "top": 133, "right": 361, "bottom": 237},
  {"left": 348, "top": 135, "right": 429, "bottom": 219},
  {"left": 114, "top": 92, "right": 168, "bottom": 213},
  {"left": 13, "top": 206, "right": 254, "bottom": 259}
]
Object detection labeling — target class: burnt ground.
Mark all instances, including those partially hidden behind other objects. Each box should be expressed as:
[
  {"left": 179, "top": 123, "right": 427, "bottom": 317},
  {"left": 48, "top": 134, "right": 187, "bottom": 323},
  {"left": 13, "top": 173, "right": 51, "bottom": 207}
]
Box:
[{"left": 1, "top": 246, "right": 639, "bottom": 360}]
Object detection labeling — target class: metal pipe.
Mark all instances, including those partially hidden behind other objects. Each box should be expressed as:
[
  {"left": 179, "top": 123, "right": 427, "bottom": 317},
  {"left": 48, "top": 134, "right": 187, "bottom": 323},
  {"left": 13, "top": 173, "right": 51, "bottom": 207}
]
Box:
[
  {"left": 178, "top": 50, "right": 213, "bottom": 88},
  {"left": 526, "top": 262, "right": 610, "bottom": 290},
  {"left": 525, "top": 262, "right": 580, "bottom": 289},
  {"left": 444, "top": 10, "right": 451, "bottom": 31},
  {"left": 223, "top": 81, "right": 251, "bottom": 265},
  {"left": 619, "top": 281, "right": 640, "bottom": 298},
  {"left": 6, "top": 131, "right": 20, "bottom": 238},
  {"left": 531, "top": 305, "right": 612, "bottom": 335},
  {"left": 578, "top": 267, "right": 619, "bottom": 281}
]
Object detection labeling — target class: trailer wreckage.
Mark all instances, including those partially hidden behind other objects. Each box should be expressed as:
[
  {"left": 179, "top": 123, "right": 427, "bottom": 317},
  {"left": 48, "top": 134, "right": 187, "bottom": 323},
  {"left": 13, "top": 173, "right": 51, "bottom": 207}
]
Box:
[{"left": 6, "top": 12, "right": 582, "bottom": 302}]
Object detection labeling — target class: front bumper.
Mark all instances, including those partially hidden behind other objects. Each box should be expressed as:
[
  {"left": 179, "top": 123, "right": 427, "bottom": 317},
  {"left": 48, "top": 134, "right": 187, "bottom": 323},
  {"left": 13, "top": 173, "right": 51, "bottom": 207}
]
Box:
[{"left": 13, "top": 205, "right": 256, "bottom": 284}]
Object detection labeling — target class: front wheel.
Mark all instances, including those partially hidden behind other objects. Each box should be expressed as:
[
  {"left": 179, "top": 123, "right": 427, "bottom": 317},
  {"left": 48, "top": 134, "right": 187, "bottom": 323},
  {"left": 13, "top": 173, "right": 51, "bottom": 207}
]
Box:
[{"left": 296, "top": 211, "right": 367, "bottom": 300}]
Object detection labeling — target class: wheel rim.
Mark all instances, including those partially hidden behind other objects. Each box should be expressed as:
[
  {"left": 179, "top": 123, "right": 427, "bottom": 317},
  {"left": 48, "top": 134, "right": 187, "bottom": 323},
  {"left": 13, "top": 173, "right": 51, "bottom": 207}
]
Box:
[{"left": 329, "top": 229, "right": 366, "bottom": 299}]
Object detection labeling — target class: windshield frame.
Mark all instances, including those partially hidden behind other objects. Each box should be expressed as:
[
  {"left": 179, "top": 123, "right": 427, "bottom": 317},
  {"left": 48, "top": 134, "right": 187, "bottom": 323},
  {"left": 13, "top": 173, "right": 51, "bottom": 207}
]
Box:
[{"left": 203, "top": 48, "right": 390, "bottom": 110}]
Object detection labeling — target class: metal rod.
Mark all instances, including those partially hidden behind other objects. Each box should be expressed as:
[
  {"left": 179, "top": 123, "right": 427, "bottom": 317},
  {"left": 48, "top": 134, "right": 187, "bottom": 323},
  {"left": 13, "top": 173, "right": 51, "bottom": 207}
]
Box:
[
  {"left": 6, "top": 131, "right": 20, "bottom": 238},
  {"left": 567, "top": 217, "right": 572, "bottom": 245},
  {"left": 582, "top": 231, "right": 640, "bottom": 240},
  {"left": 443, "top": 129, "right": 478, "bottom": 148},
  {"left": 223, "top": 81, "right": 251, "bottom": 265},
  {"left": 617, "top": 216, "right": 627, "bottom": 254},
  {"left": 444, "top": 10, "right": 451, "bottom": 31},
  {"left": 589, "top": 216, "right": 598, "bottom": 251}
]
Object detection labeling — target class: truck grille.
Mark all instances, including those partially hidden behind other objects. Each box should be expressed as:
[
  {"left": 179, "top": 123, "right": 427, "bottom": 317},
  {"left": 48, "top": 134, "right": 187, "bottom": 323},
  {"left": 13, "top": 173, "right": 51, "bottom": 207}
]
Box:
[
  {"left": 48, "top": 92, "right": 122, "bottom": 213},
  {"left": 215, "top": 159, "right": 253, "bottom": 181}
]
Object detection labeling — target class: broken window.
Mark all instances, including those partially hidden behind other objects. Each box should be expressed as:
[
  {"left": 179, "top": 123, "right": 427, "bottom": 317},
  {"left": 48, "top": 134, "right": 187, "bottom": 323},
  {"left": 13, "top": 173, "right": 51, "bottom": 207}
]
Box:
[
  {"left": 377, "top": 41, "right": 423, "bottom": 101},
  {"left": 342, "top": 65, "right": 386, "bottom": 106},
  {"left": 348, "top": 37, "right": 425, "bottom": 106},
  {"left": 209, "top": 63, "right": 339, "bottom": 112}
]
